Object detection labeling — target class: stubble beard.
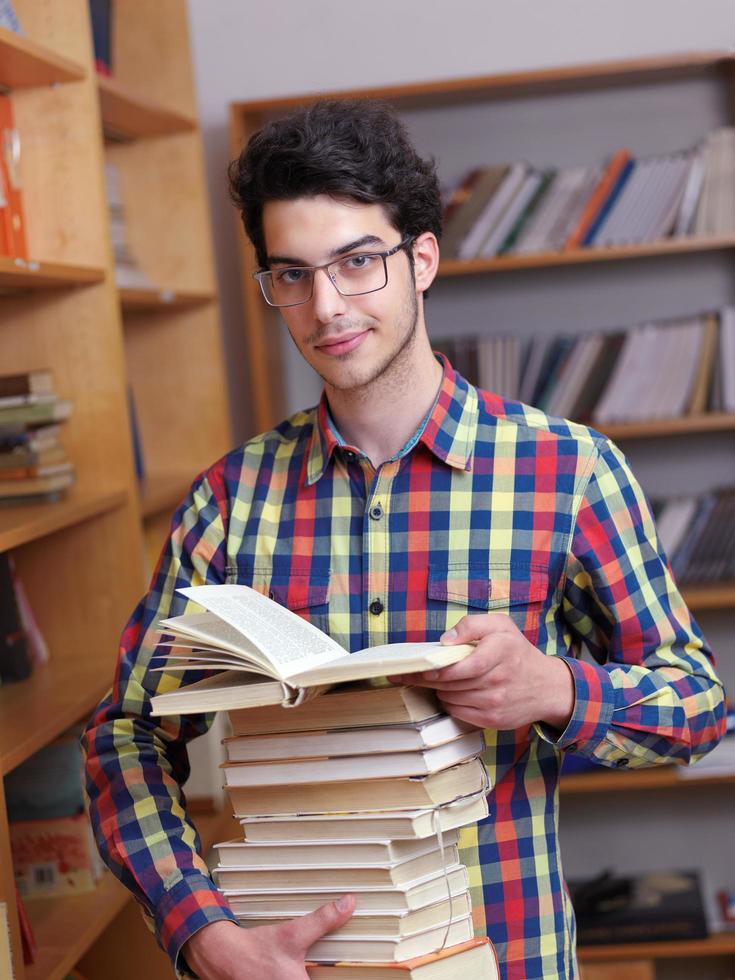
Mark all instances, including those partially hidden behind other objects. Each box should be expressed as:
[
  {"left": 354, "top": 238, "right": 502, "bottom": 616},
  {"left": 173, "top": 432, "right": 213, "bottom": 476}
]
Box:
[{"left": 292, "top": 286, "right": 420, "bottom": 397}]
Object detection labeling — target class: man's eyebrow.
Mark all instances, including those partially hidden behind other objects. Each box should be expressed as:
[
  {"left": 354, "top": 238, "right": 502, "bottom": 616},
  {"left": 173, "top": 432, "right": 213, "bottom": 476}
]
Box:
[{"left": 267, "top": 235, "right": 386, "bottom": 267}]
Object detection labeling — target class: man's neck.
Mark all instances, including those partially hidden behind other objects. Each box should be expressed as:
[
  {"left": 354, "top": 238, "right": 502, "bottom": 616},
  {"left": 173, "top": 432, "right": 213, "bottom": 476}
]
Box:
[{"left": 326, "top": 342, "right": 443, "bottom": 468}]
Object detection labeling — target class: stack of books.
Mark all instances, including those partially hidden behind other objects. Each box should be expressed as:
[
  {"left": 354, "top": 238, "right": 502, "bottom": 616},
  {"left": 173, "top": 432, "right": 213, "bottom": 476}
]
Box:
[
  {"left": 215, "top": 695, "right": 493, "bottom": 972},
  {"left": 0, "top": 369, "right": 74, "bottom": 504},
  {"left": 433, "top": 305, "right": 735, "bottom": 424},
  {"left": 150, "top": 585, "right": 498, "bottom": 977},
  {"left": 441, "top": 126, "right": 735, "bottom": 260}
]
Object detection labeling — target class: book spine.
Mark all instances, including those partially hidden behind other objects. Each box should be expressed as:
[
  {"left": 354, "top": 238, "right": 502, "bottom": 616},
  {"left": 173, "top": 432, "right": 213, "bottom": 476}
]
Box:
[{"left": 564, "top": 149, "right": 631, "bottom": 249}]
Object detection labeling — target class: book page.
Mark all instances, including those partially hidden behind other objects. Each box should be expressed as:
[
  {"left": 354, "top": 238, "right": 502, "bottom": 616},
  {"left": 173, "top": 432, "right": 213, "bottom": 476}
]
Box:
[
  {"left": 290, "top": 641, "right": 475, "bottom": 686},
  {"left": 158, "top": 613, "right": 274, "bottom": 669},
  {"left": 178, "top": 585, "right": 345, "bottom": 680}
]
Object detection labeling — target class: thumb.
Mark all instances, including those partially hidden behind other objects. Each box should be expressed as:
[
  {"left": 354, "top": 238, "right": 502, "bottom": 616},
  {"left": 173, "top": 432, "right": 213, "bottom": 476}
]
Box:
[
  {"left": 287, "top": 895, "right": 356, "bottom": 954},
  {"left": 440, "top": 612, "right": 511, "bottom": 645}
]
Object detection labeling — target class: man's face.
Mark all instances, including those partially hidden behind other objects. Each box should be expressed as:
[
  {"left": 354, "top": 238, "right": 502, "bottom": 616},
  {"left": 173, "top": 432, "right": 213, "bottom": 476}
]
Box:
[{"left": 262, "top": 195, "right": 424, "bottom": 394}]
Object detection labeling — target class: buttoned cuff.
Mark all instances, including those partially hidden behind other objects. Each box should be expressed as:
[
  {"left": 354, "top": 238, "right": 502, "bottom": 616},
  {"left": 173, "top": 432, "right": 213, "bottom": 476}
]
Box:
[
  {"left": 535, "top": 656, "right": 615, "bottom": 754},
  {"left": 154, "top": 869, "right": 239, "bottom": 976}
]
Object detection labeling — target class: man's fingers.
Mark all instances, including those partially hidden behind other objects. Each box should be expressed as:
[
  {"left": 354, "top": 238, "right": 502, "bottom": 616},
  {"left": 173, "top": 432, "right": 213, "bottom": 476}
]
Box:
[
  {"left": 441, "top": 612, "right": 515, "bottom": 645},
  {"left": 285, "top": 895, "right": 355, "bottom": 954}
]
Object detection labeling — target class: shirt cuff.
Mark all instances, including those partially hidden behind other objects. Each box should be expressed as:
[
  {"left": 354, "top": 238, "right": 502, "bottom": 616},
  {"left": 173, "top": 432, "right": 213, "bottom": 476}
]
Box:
[
  {"left": 535, "top": 655, "right": 615, "bottom": 754},
  {"left": 154, "top": 868, "right": 239, "bottom": 974}
]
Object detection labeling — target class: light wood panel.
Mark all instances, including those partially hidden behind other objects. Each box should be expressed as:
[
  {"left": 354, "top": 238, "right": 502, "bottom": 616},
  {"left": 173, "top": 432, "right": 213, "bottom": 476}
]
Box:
[
  {"left": 561, "top": 767, "right": 735, "bottom": 794},
  {"left": 577, "top": 932, "right": 735, "bottom": 961},
  {"left": 0, "top": 257, "right": 104, "bottom": 289},
  {"left": 119, "top": 287, "right": 215, "bottom": 312},
  {"left": 97, "top": 75, "right": 196, "bottom": 140},
  {"left": 138, "top": 473, "right": 194, "bottom": 519},
  {"left": 0, "top": 25, "right": 85, "bottom": 88},
  {"left": 0, "top": 488, "right": 126, "bottom": 553}
]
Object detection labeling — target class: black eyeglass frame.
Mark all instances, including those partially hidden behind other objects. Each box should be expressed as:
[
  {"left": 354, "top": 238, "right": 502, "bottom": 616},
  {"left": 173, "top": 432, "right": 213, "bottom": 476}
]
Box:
[{"left": 252, "top": 236, "right": 415, "bottom": 308}]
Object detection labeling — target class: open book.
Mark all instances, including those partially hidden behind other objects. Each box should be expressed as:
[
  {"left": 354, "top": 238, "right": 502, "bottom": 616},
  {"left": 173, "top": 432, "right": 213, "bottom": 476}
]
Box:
[{"left": 150, "top": 585, "right": 473, "bottom": 716}]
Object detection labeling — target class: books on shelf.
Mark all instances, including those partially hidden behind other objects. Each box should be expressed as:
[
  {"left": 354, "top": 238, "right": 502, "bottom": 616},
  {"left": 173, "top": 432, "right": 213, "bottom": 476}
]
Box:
[
  {"left": 88, "top": 0, "right": 113, "bottom": 76},
  {"left": 104, "top": 162, "right": 156, "bottom": 290},
  {"left": 433, "top": 305, "right": 733, "bottom": 427},
  {"left": 440, "top": 127, "right": 735, "bottom": 260},
  {"left": 655, "top": 487, "right": 735, "bottom": 585},
  {"left": 0, "top": 371, "right": 74, "bottom": 503},
  {"left": 149, "top": 584, "right": 473, "bottom": 715},
  {"left": 0, "top": 93, "right": 28, "bottom": 259}
]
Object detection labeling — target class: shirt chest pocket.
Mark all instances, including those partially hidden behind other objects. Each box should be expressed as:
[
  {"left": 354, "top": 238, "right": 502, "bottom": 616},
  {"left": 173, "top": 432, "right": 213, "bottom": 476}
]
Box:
[
  {"left": 426, "top": 561, "right": 549, "bottom": 646},
  {"left": 227, "top": 556, "right": 331, "bottom": 632}
]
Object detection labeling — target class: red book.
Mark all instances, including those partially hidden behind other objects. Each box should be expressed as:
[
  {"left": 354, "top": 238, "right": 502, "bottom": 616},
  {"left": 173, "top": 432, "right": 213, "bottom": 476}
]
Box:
[{"left": 0, "top": 94, "right": 28, "bottom": 258}]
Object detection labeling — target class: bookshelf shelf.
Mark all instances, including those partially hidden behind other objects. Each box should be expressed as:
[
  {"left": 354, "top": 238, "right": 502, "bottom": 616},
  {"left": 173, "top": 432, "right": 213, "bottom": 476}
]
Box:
[
  {"left": 561, "top": 767, "right": 735, "bottom": 794},
  {"left": 24, "top": 807, "right": 238, "bottom": 980},
  {"left": 138, "top": 473, "right": 192, "bottom": 518},
  {"left": 97, "top": 74, "right": 197, "bottom": 140},
  {"left": 436, "top": 235, "right": 735, "bottom": 278},
  {"left": 0, "top": 657, "right": 109, "bottom": 776},
  {"left": 119, "top": 286, "right": 215, "bottom": 313},
  {"left": 0, "top": 25, "right": 86, "bottom": 89},
  {"left": 0, "top": 487, "right": 127, "bottom": 552},
  {"left": 600, "top": 413, "right": 735, "bottom": 441},
  {"left": 577, "top": 931, "right": 735, "bottom": 962},
  {"left": 0, "top": 256, "right": 105, "bottom": 290},
  {"left": 681, "top": 582, "right": 735, "bottom": 610}
]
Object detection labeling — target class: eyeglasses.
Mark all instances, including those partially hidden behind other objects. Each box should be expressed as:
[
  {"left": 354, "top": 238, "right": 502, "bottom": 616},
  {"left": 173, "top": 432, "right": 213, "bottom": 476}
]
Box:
[{"left": 253, "top": 237, "right": 414, "bottom": 308}]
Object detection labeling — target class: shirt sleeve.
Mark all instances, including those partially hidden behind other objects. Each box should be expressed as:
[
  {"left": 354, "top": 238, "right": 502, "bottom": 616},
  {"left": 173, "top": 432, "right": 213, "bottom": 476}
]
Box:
[
  {"left": 82, "top": 463, "right": 239, "bottom": 973},
  {"left": 538, "top": 437, "right": 726, "bottom": 767}
]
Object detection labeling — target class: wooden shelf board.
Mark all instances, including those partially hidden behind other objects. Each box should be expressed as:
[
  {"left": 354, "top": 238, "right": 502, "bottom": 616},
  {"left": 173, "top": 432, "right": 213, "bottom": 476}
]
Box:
[
  {"left": 437, "top": 236, "right": 735, "bottom": 278},
  {"left": 138, "top": 474, "right": 192, "bottom": 518},
  {"left": 24, "top": 807, "right": 237, "bottom": 980},
  {"left": 0, "top": 657, "right": 109, "bottom": 776},
  {"left": 97, "top": 74, "right": 197, "bottom": 140},
  {"left": 561, "top": 767, "right": 735, "bottom": 794},
  {"left": 232, "top": 51, "right": 735, "bottom": 114},
  {"left": 0, "top": 256, "right": 105, "bottom": 291},
  {"left": 681, "top": 583, "right": 735, "bottom": 610},
  {"left": 0, "top": 487, "right": 127, "bottom": 552},
  {"left": 598, "top": 413, "right": 735, "bottom": 441},
  {"left": 0, "top": 26, "right": 86, "bottom": 89},
  {"left": 120, "top": 286, "right": 215, "bottom": 312},
  {"left": 577, "top": 931, "right": 735, "bottom": 962}
]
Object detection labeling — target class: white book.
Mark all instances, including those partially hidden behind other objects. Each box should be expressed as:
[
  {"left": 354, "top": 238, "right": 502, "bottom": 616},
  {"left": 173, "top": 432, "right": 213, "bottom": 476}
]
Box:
[
  {"left": 221, "top": 730, "right": 485, "bottom": 786},
  {"left": 720, "top": 307, "right": 735, "bottom": 412},
  {"left": 150, "top": 584, "right": 474, "bottom": 715},
  {"left": 594, "top": 159, "right": 651, "bottom": 247},
  {"left": 674, "top": 149, "right": 705, "bottom": 236},
  {"left": 515, "top": 168, "right": 586, "bottom": 254},
  {"left": 479, "top": 171, "right": 543, "bottom": 257},
  {"left": 239, "top": 791, "right": 489, "bottom": 842},
  {"left": 224, "top": 713, "right": 477, "bottom": 763},
  {"left": 305, "top": 914, "right": 473, "bottom": 963},
  {"left": 456, "top": 162, "right": 528, "bottom": 259},
  {"left": 655, "top": 496, "right": 700, "bottom": 559},
  {"left": 549, "top": 164, "right": 603, "bottom": 250},
  {"left": 592, "top": 325, "right": 649, "bottom": 423},
  {"left": 215, "top": 832, "right": 458, "bottom": 868},
  {"left": 644, "top": 154, "right": 694, "bottom": 242},
  {"left": 221, "top": 864, "right": 470, "bottom": 913}
]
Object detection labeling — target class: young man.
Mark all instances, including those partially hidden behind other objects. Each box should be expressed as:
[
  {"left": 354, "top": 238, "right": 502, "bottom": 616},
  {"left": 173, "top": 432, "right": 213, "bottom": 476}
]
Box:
[{"left": 84, "top": 100, "right": 725, "bottom": 980}]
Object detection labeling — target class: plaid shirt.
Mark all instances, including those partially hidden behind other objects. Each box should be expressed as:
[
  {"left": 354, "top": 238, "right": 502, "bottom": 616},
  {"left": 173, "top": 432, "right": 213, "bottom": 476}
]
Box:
[{"left": 84, "top": 355, "right": 725, "bottom": 980}]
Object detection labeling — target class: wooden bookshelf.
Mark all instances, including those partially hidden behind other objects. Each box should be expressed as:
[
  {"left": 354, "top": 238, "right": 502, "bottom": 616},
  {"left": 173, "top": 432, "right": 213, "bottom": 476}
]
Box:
[
  {"left": 97, "top": 74, "right": 197, "bottom": 140},
  {"left": 561, "top": 766, "right": 735, "bottom": 795},
  {"left": 437, "top": 234, "right": 735, "bottom": 277},
  {"left": 138, "top": 473, "right": 193, "bottom": 518},
  {"left": 600, "top": 413, "right": 735, "bottom": 441},
  {"left": 119, "top": 286, "right": 215, "bottom": 312},
  {"left": 24, "top": 807, "right": 238, "bottom": 980},
  {"left": 0, "top": 256, "right": 105, "bottom": 290},
  {"left": 0, "top": 488, "right": 127, "bottom": 552},
  {"left": 681, "top": 582, "right": 735, "bottom": 610},
  {"left": 577, "top": 932, "right": 735, "bottom": 962},
  {"left": 0, "top": 25, "right": 85, "bottom": 89}
]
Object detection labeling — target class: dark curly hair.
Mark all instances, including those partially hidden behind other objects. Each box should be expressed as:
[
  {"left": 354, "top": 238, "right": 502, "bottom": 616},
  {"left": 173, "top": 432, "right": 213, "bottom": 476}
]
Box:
[{"left": 228, "top": 99, "right": 442, "bottom": 270}]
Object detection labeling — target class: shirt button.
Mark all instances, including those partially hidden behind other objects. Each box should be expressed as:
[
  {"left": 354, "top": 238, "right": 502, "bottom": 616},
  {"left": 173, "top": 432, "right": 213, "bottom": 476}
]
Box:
[
  {"left": 369, "top": 599, "right": 384, "bottom": 616},
  {"left": 369, "top": 503, "right": 384, "bottom": 521},
  {"left": 615, "top": 758, "right": 630, "bottom": 768},
  {"left": 566, "top": 743, "right": 578, "bottom": 753}
]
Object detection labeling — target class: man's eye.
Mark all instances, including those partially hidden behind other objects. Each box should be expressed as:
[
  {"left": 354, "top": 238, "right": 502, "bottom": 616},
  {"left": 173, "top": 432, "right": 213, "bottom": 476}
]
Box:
[
  {"left": 342, "top": 254, "right": 377, "bottom": 271},
  {"left": 276, "top": 268, "right": 307, "bottom": 284}
]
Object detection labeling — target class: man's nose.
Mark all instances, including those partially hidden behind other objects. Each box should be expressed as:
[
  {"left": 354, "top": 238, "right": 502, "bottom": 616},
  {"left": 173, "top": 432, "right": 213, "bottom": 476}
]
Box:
[{"left": 311, "top": 267, "right": 348, "bottom": 322}]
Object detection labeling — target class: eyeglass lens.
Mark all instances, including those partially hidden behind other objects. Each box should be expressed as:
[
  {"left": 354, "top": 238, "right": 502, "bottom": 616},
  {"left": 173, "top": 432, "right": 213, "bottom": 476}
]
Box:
[{"left": 261, "top": 252, "right": 388, "bottom": 306}]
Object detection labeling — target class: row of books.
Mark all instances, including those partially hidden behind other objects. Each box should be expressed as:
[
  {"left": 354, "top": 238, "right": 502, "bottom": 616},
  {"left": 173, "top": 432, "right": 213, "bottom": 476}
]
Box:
[
  {"left": 0, "top": 369, "right": 75, "bottom": 503},
  {"left": 655, "top": 487, "right": 735, "bottom": 586},
  {"left": 434, "top": 307, "right": 735, "bottom": 424},
  {"left": 441, "top": 127, "right": 735, "bottom": 260}
]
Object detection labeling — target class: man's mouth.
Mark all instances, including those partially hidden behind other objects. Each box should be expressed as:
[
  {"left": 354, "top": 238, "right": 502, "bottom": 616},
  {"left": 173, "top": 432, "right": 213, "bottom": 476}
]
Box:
[{"left": 315, "top": 330, "right": 370, "bottom": 356}]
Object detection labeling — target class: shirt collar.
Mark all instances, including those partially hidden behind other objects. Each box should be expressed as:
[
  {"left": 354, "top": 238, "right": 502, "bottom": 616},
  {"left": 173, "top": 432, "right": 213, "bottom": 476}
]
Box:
[{"left": 305, "top": 353, "right": 478, "bottom": 485}]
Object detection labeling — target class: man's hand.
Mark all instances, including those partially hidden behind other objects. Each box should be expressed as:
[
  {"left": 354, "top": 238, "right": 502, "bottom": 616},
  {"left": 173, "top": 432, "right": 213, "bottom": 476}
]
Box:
[
  {"left": 182, "top": 895, "right": 355, "bottom": 979},
  {"left": 390, "top": 614, "right": 575, "bottom": 732}
]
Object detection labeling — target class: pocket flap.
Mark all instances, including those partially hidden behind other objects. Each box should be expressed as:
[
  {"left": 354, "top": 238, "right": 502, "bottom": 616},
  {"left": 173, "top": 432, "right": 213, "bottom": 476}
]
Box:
[
  {"left": 232, "top": 556, "right": 330, "bottom": 610},
  {"left": 428, "top": 561, "right": 548, "bottom": 610}
]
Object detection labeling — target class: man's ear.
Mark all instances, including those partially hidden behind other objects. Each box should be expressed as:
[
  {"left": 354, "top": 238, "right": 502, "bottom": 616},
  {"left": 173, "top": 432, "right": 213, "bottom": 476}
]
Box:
[{"left": 411, "top": 232, "right": 440, "bottom": 294}]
